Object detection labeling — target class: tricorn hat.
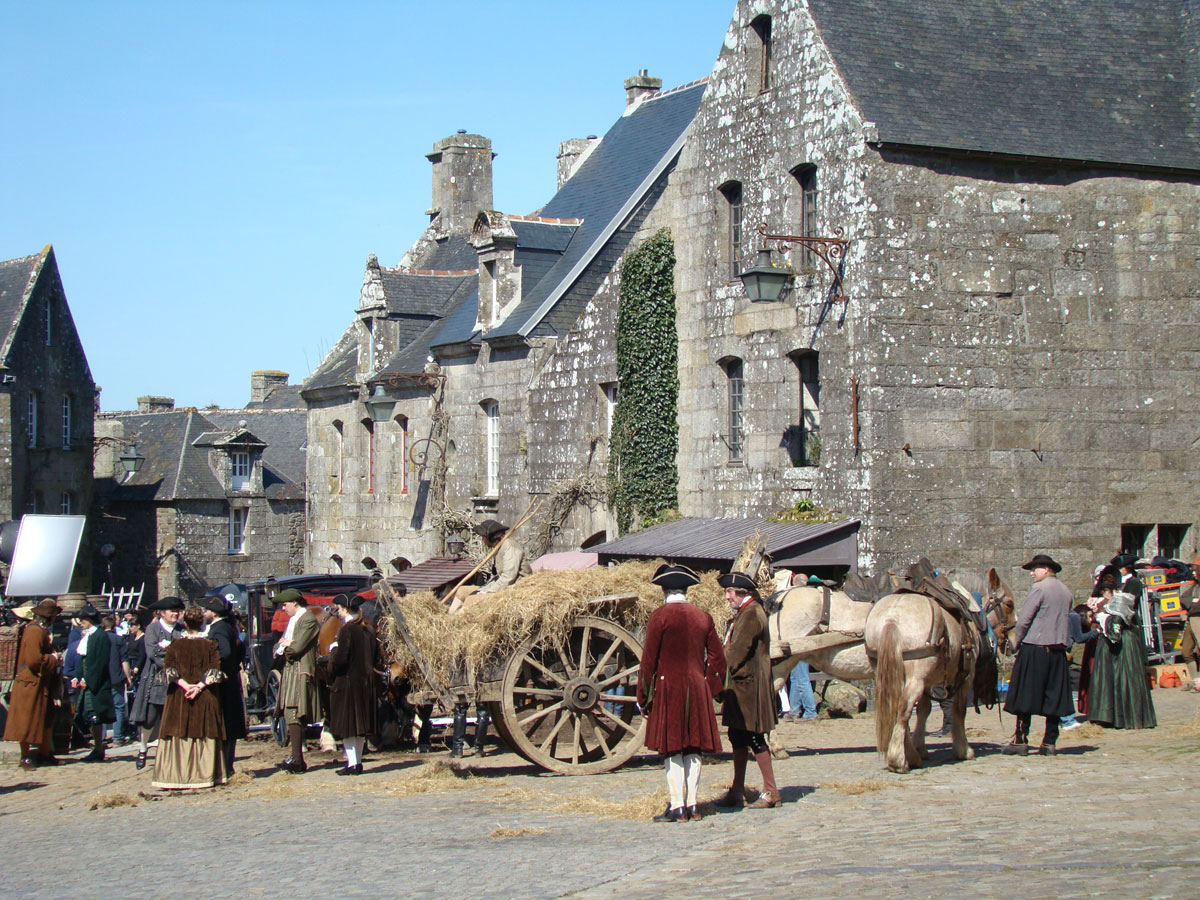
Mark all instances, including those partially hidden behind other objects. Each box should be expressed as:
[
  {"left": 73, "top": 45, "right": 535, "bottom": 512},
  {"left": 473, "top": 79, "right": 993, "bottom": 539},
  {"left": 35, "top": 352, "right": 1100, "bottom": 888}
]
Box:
[
  {"left": 331, "top": 593, "right": 363, "bottom": 611},
  {"left": 651, "top": 563, "right": 701, "bottom": 591},
  {"left": 200, "top": 596, "right": 230, "bottom": 615},
  {"left": 1110, "top": 553, "right": 1139, "bottom": 570},
  {"left": 77, "top": 603, "right": 101, "bottom": 621},
  {"left": 33, "top": 598, "right": 61, "bottom": 618},
  {"left": 717, "top": 571, "right": 761, "bottom": 597},
  {"left": 472, "top": 519, "right": 508, "bottom": 540},
  {"left": 1021, "top": 554, "right": 1062, "bottom": 573},
  {"left": 270, "top": 588, "right": 305, "bottom": 606},
  {"left": 151, "top": 596, "right": 186, "bottom": 611}
]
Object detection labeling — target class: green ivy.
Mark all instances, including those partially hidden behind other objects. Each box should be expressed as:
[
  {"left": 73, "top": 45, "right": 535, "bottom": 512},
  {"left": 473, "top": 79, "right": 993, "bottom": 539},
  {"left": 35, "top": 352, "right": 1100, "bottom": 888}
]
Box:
[{"left": 608, "top": 228, "right": 679, "bottom": 534}]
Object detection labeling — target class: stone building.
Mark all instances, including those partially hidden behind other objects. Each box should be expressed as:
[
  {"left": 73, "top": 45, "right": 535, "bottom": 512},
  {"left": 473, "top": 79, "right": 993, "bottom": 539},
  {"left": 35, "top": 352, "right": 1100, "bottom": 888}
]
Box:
[
  {"left": 304, "top": 0, "right": 1200, "bottom": 589},
  {"left": 668, "top": 0, "right": 1200, "bottom": 586},
  {"left": 0, "top": 246, "right": 96, "bottom": 586},
  {"left": 303, "top": 75, "right": 705, "bottom": 573},
  {"left": 93, "top": 374, "right": 305, "bottom": 602}
]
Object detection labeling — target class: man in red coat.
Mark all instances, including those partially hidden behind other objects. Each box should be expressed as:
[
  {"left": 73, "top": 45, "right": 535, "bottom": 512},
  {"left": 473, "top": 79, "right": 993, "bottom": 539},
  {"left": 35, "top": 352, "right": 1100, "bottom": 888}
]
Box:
[{"left": 638, "top": 564, "right": 726, "bottom": 822}]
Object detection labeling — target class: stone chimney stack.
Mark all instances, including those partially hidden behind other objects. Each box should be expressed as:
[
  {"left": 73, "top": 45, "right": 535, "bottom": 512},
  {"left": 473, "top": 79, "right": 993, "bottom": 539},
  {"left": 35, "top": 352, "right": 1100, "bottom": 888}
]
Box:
[
  {"left": 137, "top": 396, "right": 174, "bottom": 413},
  {"left": 426, "top": 132, "right": 494, "bottom": 232},
  {"left": 557, "top": 136, "right": 600, "bottom": 189},
  {"left": 250, "top": 371, "right": 289, "bottom": 404},
  {"left": 624, "top": 69, "right": 661, "bottom": 110}
]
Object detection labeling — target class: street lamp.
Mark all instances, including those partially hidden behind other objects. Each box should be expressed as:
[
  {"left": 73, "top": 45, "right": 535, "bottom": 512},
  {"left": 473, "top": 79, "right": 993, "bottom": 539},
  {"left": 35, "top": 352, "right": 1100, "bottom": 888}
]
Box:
[
  {"left": 738, "top": 223, "right": 849, "bottom": 303},
  {"left": 364, "top": 384, "right": 396, "bottom": 423},
  {"left": 119, "top": 445, "right": 145, "bottom": 474},
  {"left": 445, "top": 535, "right": 466, "bottom": 558}
]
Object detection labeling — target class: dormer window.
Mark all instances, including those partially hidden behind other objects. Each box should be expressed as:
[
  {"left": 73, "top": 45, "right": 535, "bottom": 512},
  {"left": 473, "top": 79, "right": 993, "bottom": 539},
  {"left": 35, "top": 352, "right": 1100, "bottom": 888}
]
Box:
[{"left": 232, "top": 452, "right": 251, "bottom": 490}]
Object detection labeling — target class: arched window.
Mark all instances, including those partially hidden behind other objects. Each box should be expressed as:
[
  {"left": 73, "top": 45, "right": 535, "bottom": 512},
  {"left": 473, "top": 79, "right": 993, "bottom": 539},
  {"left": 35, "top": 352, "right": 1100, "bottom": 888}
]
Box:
[
  {"left": 390, "top": 556, "right": 412, "bottom": 574},
  {"left": 361, "top": 556, "right": 378, "bottom": 572},
  {"left": 791, "top": 165, "right": 818, "bottom": 269},
  {"left": 332, "top": 420, "right": 344, "bottom": 494},
  {"left": 750, "top": 14, "right": 772, "bottom": 93},
  {"left": 787, "top": 350, "right": 821, "bottom": 466},
  {"left": 362, "top": 419, "right": 375, "bottom": 494},
  {"left": 720, "top": 357, "right": 745, "bottom": 462},
  {"left": 482, "top": 400, "right": 500, "bottom": 495},
  {"left": 60, "top": 491, "right": 73, "bottom": 515},
  {"left": 330, "top": 554, "right": 343, "bottom": 573},
  {"left": 719, "top": 181, "right": 744, "bottom": 279}
]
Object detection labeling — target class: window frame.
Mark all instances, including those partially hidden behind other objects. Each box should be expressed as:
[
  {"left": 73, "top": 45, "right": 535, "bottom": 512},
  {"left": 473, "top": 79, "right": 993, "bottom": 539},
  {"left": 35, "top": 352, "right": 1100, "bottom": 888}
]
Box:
[
  {"left": 483, "top": 400, "right": 500, "bottom": 496},
  {"left": 61, "top": 395, "right": 72, "bottom": 449},
  {"left": 364, "top": 419, "right": 375, "bottom": 494},
  {"left": 231, "top": 451, "right": 251, "bottom": 491},
  {"left": 396, "top": 415, "right": 409, "bottom": 495},
  {"left": 722, "top": 358, "right": 745, "bottom": 463},
  {"left": 59, "top": 491, "right": 72, "bottom": 515},
  {"left": 228, "top": 506, "right": 248, "bottom": 554},
  {"left": 720, "top": 181, "right": 744, "bottom": 279},
  {"left": 27, "top": 391, "right": 38, "bottom": 449},
  {"left": 750, "top": 14, "right": 772, "bottom": 93}
]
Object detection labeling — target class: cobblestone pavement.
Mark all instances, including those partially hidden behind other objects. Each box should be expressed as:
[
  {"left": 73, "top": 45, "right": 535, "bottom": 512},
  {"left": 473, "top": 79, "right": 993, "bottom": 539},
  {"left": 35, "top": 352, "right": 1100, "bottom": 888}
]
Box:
[{"left": 3, "top": 690, "right": 1199, "bottom": 900}]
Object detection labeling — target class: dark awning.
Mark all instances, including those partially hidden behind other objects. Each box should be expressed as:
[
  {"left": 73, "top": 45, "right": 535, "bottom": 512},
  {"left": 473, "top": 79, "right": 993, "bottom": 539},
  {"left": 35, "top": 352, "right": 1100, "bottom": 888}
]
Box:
[{"left": 590, "top": 517, "right": 860, "bottom": 572}]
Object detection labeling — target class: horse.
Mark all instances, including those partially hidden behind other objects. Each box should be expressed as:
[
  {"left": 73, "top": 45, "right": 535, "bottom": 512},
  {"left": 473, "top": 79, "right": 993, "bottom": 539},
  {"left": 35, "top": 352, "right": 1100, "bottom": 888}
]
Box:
[{"left": 864, "top": 587, "right": 999, "bottom": 773}]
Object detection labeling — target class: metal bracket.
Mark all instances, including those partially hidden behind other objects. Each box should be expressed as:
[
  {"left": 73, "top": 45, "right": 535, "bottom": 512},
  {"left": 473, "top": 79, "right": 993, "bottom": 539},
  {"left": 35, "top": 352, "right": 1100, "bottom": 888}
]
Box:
[{"left": 756, "top": 222, "right": 849, "bottom": 303}]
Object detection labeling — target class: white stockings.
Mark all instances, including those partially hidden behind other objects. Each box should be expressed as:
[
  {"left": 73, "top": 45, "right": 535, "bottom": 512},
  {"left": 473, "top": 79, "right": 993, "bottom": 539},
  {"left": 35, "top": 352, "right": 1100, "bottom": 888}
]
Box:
[
  {"left": 344, "top": 736, "right": 365, "bottom": 767},
  {"left": 664, "top": 753, "right": 702, "bottom": 809}
]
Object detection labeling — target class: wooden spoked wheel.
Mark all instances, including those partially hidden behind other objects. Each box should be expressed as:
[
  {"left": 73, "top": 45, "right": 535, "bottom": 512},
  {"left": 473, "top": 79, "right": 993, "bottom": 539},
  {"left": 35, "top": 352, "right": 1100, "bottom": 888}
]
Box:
[{"left": 496, "top": 615, "right": 645, "bottom": 775}]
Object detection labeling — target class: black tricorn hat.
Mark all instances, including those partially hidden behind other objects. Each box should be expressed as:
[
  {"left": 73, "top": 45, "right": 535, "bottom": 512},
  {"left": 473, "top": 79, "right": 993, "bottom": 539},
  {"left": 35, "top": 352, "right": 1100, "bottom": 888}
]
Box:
[
  {"left": 200, "top": 596, "right": 230, "bottom": 615},
  {"left": 1110, "top": 553, "right": 1140, "bottom": 570},
  {"left": 717, "top": 571, "right": 761, "bottom": 597},
  {"left": 651, "top": 563, "right": 701, "bottom": 591},
  {"left": 151, "top": 596, "right": 186, "bottom": 611},
  {"left": 1021, "top": 554, "right": 1062, "bottom": 574},
  {"left": 331, "top": 592, "right": 364, "bottom": 611},
  {"left": 77, "top": 603, "right": 101, "bottom": 621},
  {"left": 472, "top": 519, "right": 508, "bottom": 540}
]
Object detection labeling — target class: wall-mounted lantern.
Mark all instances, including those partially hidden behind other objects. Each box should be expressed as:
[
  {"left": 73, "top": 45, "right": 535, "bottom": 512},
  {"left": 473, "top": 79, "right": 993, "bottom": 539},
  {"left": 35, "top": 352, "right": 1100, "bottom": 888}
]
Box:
[{"left": 739, "top": 222, "right": 849, "bottom": 303}]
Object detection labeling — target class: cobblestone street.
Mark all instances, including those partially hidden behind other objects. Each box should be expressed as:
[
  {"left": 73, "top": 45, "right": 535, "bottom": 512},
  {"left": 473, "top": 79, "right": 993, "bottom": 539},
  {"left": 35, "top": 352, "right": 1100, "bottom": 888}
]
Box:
[{"left": 4, "top": 690, "right": 1198, "bottom": 900}]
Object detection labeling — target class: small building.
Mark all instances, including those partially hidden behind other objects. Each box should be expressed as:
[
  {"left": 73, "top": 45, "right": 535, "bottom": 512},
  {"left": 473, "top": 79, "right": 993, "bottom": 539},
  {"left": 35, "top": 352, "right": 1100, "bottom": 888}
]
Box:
[
  {"left": 0, "top": 246, "right": 96, "bottom": 588},
  {"left": 93, "top": 375, "right": 306, "bottom": 602}
]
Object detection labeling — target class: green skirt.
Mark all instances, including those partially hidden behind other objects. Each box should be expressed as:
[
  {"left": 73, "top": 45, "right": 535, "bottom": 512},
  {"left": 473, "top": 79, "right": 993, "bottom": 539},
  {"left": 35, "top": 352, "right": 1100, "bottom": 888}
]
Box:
[{"left": 1088, "top": 627, "right": 1156, "bottom": 730}]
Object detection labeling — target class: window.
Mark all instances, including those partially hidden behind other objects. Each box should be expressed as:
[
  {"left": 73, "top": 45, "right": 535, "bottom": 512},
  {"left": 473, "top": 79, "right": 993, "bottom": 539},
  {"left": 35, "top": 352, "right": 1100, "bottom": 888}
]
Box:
[
  {"left": 396, "top": 415, "right": 409, "bottom": 494},
  {"left": 720, "top": 182, "right": 744, "bottom": 279},
  {"left": 333, "top": 420, "right": 344, "bottom": 494},
  {"left": 231, "top": 452, "right": 251, "bottom": 491},
  {"left": 787, "top": 351, "right": 821, "bottom": 466},
  {"left": 722, "top": 358, "right": 744, "bottom": 462},
  {"left": 484, "top": 260, "right": 499, "bottom": 324},
  {"left": 750, "top": 14, "right": 772, "bottom": 93},
  {"left": 229, "top": 506, "right": 247, "bottom": 553},
  {"left": 1158, "top": 524, "right": 1190, "bottom": 560},
  {"left": 364, "top": 420, "right": 375, "bottom": 493},
  {"left": 45, "top": 299, "right": 52, "bottom": 346},
  {"left": 27, "top": 391, "right": 38, "bottom": 448},
  {"left": 60, "top": 491, "right": 73, "bottom": 515},
  {"left": 602, "top": 383, "right": 618, "bottom": 438},
  {"left": 483, "top": 400, "right": 500, "bottom": 495},
  {"left": 1120, "top": 524, "right": 1153, "bottom": 558},
  {"left": 61, "top": 396, "right": 72, "bottom": 449},
  {"left": 365, "top": 318, "right": 375, "bottom": 372},
  {"left": 792, "top": 165, "right": 818, "bottom": 270}
]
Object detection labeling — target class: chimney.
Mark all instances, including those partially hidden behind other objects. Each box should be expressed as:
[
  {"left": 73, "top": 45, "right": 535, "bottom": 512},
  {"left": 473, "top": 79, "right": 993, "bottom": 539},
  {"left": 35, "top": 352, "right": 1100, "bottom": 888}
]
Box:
[
  {"left": 250, "top": 371, "right": 289, "bottom": 404},
  {"left": 624, "top": 69, "right": 661, "bottom": 110},
  {"left": 426, "top": 132, "right": 495, "bottom": 232},
  {"left": 557, "top": 136, "right": 600, "bottom": 189},
  {"left": 137, "top": 396, "right": 174, "bottom": 413}
]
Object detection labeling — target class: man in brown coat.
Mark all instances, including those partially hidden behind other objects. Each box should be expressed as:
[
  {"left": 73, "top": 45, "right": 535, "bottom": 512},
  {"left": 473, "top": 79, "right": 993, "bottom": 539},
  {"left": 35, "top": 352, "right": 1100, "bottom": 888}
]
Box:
[
  {"left": 715, "top": 572, "right": 781, "bottom": 809},
  {"left": 3, "top": 599, "right": 62, "bottom": 770},
  {"left": 272, "top": 589, "right": 321, "bottom": 773}
]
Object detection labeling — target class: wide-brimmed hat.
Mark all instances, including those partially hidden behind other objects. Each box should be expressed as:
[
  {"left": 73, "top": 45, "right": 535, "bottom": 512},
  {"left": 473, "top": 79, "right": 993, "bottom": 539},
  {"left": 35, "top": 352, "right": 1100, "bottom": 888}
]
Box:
[
  {"left": 11, "top": 603, "right": 35, "bottom": 620},
  {"left": 33, "top": 599, "right": 61, "bottom": 618},
  {"left": 651, "top": 563, "right": 701, "bottom": 591},
  {"left": 1110, "top": 553, "right": 1140, "bottom": 570},
  {"left": 331, "top": 593, "right": 363, "bottom": 611},
  {"left": 270, "top": 588, "right": 305, "bottom": 606},
  {"left": 151, "top": 596, "right": 186, "bottom": 611},
  {"left": 472, "top": 519, "right": 508, "bottom": 540},
  {"left": 200, "top": 596, "right": 230, "bottom": 615},
  {"left": 1021, "top": 554, "right": 1062, "bottom": 573},
  {"left": 718, "top": 571, "right": 761, "bottom": 597}
]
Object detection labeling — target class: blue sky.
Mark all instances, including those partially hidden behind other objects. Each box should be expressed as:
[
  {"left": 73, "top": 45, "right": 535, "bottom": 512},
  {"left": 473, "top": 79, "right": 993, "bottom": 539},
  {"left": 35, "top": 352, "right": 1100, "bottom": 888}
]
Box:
[{"left": 1, "top": 0, "right": 735, "bottom": 411}]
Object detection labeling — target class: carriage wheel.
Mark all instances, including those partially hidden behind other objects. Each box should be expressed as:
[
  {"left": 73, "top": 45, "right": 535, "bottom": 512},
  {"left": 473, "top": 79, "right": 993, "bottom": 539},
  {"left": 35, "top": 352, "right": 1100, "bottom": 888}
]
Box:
[
  {"left": 497, "top": 616, "right": 645, "bottom": 775},
  {"left": 265, "top": 670, "right": 286, "bottom": 747}
]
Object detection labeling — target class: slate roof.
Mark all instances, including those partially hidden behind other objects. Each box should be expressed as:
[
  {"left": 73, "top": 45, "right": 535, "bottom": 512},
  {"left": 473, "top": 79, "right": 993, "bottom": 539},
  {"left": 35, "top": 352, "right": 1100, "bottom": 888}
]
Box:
[
  {"left": 0, "top": 251, "right": 41, "bottom": 363},
  {"left": 417, "top": 234, "right": 478, "bottom": 270},
  {"left": 245, "top": 383, "right": 304, "bottom": 409},
  {"left": 484, "top": 80, "right": 707, "bottom": 339},
  {"left": 380, "top": 271, "right": 475, "bottom": 316},
  {"left": 102, "top": 407, "right": 305, "bottom": 502},
  {"left": 808, "top": 0, "right": 1200, "bottom": 171}
]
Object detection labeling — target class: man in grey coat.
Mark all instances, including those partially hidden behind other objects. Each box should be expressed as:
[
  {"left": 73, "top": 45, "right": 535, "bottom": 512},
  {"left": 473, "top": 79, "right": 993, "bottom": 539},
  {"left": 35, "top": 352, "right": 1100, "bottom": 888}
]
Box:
[{"left": 1002, "top": 554, "right": 1074, "bottom": 756}]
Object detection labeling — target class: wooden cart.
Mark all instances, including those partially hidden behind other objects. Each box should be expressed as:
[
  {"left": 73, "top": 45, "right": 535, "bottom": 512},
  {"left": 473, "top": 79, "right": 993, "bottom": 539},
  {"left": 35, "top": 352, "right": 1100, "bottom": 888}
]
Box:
[{"left": 379, "top": 580, "right": 647, "bottom": 775}]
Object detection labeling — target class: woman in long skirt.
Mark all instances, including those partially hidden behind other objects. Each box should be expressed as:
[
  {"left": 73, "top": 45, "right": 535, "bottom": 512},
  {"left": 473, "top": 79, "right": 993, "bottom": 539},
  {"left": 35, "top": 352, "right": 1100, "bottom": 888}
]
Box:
[{"left": 151, "top": 606, "right": 227, "bottom": 790}]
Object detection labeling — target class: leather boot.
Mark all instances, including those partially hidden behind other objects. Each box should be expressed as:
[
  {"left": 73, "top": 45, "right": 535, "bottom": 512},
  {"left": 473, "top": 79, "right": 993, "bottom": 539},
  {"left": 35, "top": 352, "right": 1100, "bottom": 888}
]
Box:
[
  {"left": 715, "top": 747, "right": 749, "bottom": 809},
  {"left": 472, "top": 704, "right": 491, "bottom": 757},
  {"left": 450, "top": 702, "right": 469, "bottom": 758},
  {"left": 747, "top": 750, "right": 781, "bottom": 808}
]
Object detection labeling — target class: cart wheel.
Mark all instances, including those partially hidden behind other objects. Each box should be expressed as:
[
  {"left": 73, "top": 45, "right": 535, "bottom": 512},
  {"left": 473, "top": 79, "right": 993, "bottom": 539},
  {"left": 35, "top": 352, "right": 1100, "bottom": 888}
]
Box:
[
  {"left": 265, "top": 670, "right": 286, "bottom": 747},
  {"left": 498, "top": 615, "right": 645, "bottom": 775}
]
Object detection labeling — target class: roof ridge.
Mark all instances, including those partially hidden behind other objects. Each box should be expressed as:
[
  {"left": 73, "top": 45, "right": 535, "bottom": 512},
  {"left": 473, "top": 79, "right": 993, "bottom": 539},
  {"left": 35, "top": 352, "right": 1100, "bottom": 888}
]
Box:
[
  {"left": 646, "top": 76, "right": 709, "bottom": 101},
  {"left": 392, "top": 268, "right": 477, "bottom": 276}
]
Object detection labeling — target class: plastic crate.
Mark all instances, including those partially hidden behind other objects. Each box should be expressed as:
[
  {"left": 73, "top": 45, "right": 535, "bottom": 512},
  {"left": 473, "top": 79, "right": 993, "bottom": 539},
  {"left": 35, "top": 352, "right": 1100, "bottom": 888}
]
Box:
[{"left": 1143, "top": 568, "right": 1167, "bottom": 587}]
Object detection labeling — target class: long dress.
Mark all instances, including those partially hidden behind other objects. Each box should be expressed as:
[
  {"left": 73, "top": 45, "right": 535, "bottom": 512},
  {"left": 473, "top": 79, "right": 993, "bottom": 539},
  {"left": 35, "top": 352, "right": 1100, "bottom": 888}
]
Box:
[
  {"left": 637, "top": 602, "right": 725, "bottom": 754},
  {"left": 1087, "top": 625, "right": 1157, "bottom": 729},
  {"left": 152, "top": 636, "right": 227, "bottom": 789}
]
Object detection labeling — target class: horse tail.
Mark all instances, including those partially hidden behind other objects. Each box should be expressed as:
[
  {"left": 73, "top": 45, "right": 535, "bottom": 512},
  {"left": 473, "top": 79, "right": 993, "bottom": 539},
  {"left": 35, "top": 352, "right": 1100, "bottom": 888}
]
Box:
[{"left": 874, "top": 620, "right": 906, "bottom": 754}]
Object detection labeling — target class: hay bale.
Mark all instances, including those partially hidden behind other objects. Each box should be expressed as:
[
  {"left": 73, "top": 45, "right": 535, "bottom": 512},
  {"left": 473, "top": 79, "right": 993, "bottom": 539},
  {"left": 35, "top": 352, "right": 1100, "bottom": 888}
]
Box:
[{"left": 381, "top": 560, "right": 731, "bottom": 687}]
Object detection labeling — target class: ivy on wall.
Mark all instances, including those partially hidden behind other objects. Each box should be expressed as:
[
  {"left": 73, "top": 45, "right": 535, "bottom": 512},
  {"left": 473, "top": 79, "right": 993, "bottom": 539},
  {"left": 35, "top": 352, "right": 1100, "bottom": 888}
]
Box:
[{"left": 608, "top": 228, "right": 679, "bottom": 534}]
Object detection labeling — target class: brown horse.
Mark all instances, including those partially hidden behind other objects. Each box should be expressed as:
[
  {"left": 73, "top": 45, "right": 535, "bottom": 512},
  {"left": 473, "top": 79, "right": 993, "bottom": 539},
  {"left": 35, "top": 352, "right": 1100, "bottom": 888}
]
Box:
[{"left": 864, "top": 589, "right": 998, "bottom": 773}]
